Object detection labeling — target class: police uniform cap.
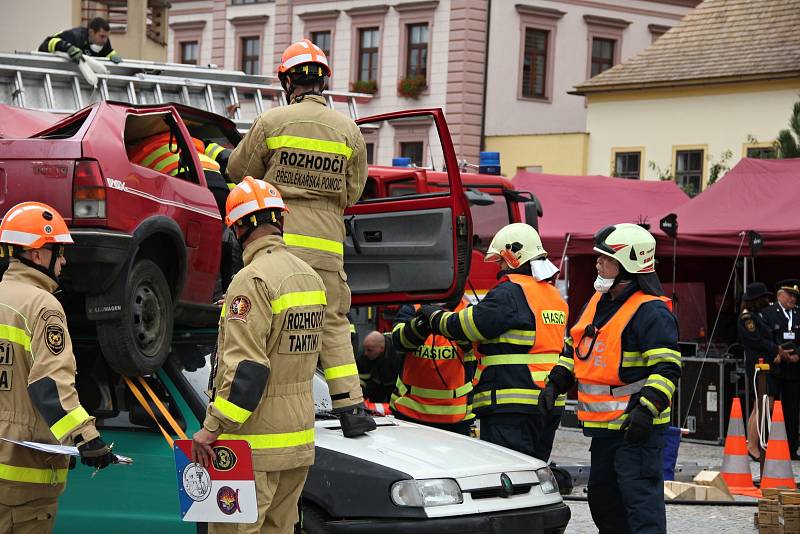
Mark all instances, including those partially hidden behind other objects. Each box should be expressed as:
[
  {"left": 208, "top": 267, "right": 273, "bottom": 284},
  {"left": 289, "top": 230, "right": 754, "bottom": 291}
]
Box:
[{"left": 777, "top": 279, "right": 800, "bottom": 297}]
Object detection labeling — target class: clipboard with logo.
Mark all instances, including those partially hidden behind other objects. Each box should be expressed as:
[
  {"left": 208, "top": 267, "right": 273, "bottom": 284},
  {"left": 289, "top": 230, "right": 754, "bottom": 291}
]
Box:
[{"left": 174, "top": 439, "right": 258, "bottom": 523}]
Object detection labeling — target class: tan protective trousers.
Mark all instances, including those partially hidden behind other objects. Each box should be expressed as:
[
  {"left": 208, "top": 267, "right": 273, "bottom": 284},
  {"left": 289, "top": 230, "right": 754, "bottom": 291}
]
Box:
[
  {"left": 315, "top": 269, "right": 363, "bottom": 410},
  {"left": 0, "top": 497, "right": 58, "bottom": 533},
  {"left": 209, "top": 466, "right": 309, "bottom": 534}
]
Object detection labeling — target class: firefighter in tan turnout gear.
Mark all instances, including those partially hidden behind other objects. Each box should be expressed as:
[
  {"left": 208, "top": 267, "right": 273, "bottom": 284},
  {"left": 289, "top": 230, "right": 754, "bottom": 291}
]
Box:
[
  {"left": 227, "top": 39, "right": 375, "bottom": 437},
  {"left": 0, "top": 201, "right": 116, "bottom": 533},
  {"left": 192, "top": 177, "right": 327, "bottom": 533}
]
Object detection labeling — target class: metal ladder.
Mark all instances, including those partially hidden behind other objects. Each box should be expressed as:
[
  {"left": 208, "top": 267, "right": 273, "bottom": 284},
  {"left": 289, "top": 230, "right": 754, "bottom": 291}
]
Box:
[{"left": 0, "top": 51, "right": 370, "bottom": 130}]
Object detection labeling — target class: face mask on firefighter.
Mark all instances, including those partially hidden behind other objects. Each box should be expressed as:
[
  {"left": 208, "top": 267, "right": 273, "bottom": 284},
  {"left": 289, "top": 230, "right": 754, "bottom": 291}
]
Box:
[
  {"left": 593, "top": 275, "right": 615, "bottom": 293},
  {"left": 90, "top": 44, "right": 104, "bottom": 53}
]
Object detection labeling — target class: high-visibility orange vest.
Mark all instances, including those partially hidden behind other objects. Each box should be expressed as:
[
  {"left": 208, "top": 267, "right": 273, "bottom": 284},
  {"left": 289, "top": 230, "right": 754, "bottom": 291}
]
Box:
[
  {"left": 507, "top": 274, "right": 568, "bottom": 388},
  {"left": 390, "top": 298, "right": 473, "bottom": 424},
  {"left": 471, "top": 275, "right": 567, "bottom": 391},
  {"left": 572, "top": 291, "right": 671, "bottom": 424},
  {"left": 129, "top": 133, "right": 219, "bottom": 176}
]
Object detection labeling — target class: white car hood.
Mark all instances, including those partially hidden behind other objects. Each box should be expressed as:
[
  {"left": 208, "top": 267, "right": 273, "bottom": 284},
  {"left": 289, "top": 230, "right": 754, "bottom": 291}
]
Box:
[
  {"left": 313, "top": 373, "right": 547, "bottom": 479},
  {"left": 314, "top": 417, "right": 547, "bottom": 480}
]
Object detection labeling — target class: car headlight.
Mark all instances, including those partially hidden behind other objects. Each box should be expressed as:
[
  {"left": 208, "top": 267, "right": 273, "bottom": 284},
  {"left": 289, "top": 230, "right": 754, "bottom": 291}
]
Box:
[
  {"left": 390, "top": 479, "right": 463, "bottom": 507},
  {"left": 535, "top": 467, "right": 559, "bottom": 494}
]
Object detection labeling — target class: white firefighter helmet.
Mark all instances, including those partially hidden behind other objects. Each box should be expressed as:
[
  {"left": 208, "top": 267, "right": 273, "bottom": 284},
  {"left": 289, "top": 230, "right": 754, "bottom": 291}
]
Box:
[
  {"left": 485, "top": 223, "right": 546, "bottom": 269},
  {"left": 593, "top": 223, "right": 656, "bottom": 274}
]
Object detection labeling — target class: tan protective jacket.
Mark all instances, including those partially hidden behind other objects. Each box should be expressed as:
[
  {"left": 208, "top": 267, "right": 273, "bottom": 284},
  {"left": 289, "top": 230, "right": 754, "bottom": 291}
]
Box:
[
  {"left": 203, "top": 235, "right": 326, "bottom": 472},
  {"left": 0, "top": 261, "right": 99, "bottom": 504},
  {"left": 227, "top": 94, "right": 368, "bottom": 272}
]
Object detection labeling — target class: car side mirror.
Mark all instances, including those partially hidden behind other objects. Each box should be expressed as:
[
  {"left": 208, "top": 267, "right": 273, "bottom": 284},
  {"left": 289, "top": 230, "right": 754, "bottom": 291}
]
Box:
[
  {"left": 464, "top": 188, "right": 495, "bottom": 206},
  {"left": 524, "top": 198, "right": 543, "bottom": 231}
]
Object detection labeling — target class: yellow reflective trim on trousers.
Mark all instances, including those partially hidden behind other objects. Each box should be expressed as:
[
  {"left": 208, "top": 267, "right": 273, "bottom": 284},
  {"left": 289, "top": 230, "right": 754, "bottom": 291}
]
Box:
[
  {"left": 458, "top": 307, "right": 484, "bottom": 342},
  {"left": 213, "top": 396, "right": 252, "bottom": 424},
  {"left": 266, "top": 135, "right": 353, "bottom": 159},
  {"left": 219, "top": 428, "right": 315, "bottom": 449},
  {"left": 284, "top": 233, "right": 344, "bottom": 255},
  {"left": 0, "top": 464, "right": 68, "bottom": 484},
  {"left": 480, "top": 354, "right": 538, "bottom": 366},
  {"left": 393, "top": 396, "right": 469, "bottom": 415},
  {"left": 270, "top": 290, "right": 327, "bottom": 315},
  {"left": 47, "top": 37, "right": 62, "bottom": 53},
  {"left": 324, "top": 363, "right": 358, "bottom": 381},
  {"left": 50, "top": 406, "right": 90, "bottom": 441},
  {"left": 0, "top": 324, "right": 31, "bottom": 352}
]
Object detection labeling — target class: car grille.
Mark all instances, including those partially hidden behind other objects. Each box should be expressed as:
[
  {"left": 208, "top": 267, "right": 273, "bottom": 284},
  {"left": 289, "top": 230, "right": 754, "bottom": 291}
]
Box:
[{"left": 468, "top": 483, "right": 534, "bottom": 500}]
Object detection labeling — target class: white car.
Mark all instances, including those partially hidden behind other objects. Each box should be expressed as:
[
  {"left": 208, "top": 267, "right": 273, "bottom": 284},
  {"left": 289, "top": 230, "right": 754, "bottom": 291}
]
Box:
[{"left": 174, "top": 356, "right": 570, "bottom": 534}]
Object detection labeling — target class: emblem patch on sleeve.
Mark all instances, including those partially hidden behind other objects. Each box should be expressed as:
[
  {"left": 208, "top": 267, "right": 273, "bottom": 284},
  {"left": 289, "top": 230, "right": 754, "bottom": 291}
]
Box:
[
  {"left": 228, "top": 296, "right": 252, "bottom": 322},
  {"left": 46, "top": 325, "right": 65, "bottom": 355}
]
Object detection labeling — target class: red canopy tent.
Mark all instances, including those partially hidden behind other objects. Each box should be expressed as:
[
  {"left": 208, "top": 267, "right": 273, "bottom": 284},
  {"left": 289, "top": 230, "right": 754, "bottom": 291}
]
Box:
[
  {"left": 512, "top": 171, "right": 690, "bottom": 258},
  {"left": 652, "top": 158, "right": 800, "bottom": 256}
]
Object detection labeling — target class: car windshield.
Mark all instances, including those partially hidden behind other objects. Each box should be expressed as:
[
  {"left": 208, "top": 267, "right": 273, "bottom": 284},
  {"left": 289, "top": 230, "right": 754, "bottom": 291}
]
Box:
[{"left": 172, "top": 350, "right": 335, "bottom": 416}]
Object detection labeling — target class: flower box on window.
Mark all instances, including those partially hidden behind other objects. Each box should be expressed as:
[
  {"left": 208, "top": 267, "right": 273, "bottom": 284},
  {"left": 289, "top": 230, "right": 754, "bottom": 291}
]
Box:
[
  {"left": 351, "top": 79, "right": 378, "bottom": 94},
  {"left": 397, "top": 76, "right": 427, "bottom": 99}
]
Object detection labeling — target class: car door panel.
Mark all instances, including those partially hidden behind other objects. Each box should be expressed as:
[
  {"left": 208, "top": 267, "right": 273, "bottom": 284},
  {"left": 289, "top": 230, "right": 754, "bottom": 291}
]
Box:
[
  {"left": 348, "top": 109, "right": 472, "bottom": 305},
  {"left": 345, "top": 206, "right": 454, "bottom": 294}
]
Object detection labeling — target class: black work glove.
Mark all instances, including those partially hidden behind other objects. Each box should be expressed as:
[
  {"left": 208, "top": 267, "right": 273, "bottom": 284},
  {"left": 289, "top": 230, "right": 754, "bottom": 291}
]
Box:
[
  {"left": 539, "top": 382, "right": 559, "bottom": 416},
  {"left": 67, "top": 45, "right": 83, "bottom": 63},
  {"left": 77, "top": 437, "right": 118, "bottom": 469},
  {"left": 419, "top": 305, "right": 444, "bottom": 332},
  {"left": 410, "top": 310, "right": 431, "bottom": 339},
  {"left": 109, "top": 53, "right": 123, "bottom": 64},
  {"left": 336, "top": 403, "right": 377, "bottom": 438},
  {"left": 622, "top": 404, "right": 654, "bottom": 444}
]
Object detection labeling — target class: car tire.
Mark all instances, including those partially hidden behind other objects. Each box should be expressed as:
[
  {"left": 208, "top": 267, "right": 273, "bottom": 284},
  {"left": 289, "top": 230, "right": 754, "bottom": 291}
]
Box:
[
  {"left": 97, "top": 259, "right": 173, "bottom": 376},
  {"left": 300, "top": 504, "right": 330, "bottom": 534}
]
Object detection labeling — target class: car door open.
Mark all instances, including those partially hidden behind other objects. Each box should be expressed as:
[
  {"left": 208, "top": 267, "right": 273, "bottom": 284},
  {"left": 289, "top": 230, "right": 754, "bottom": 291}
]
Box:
[{"left": 346, "top": 109, "right": 472, "bottom": 305}]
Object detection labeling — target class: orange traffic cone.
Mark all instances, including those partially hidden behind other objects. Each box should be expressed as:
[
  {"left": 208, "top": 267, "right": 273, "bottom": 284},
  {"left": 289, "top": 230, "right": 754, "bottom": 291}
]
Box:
[
  {"left": 721, "top": 397, "right": 761, "bottom": 497},
  {"left": 761, "top": 400, "right": 797, "bottom": 490}
]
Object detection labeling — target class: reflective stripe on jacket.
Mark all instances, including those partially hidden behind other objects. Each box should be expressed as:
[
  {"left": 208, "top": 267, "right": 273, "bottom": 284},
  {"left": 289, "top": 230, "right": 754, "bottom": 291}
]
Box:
[
  {"left": 471, "top": 275, "right": 568, "bottom": 413},
  {"left": 226, "top": 94, "right": 368, "bottom": 271},
  {"left": 572, "top": 291, "right": 673, "bottom": 429},
  {"left": 0, "top": 261, "right": 99, "bottom": 503},
  {"left": 204, "top": 235, "right": 326, "bottom": 471},
  {"left": 390, "top": 299, "right": 474, "bottom": 424},
  {"left": 129, "top": 134, "right": 219, "bottom": 177}
]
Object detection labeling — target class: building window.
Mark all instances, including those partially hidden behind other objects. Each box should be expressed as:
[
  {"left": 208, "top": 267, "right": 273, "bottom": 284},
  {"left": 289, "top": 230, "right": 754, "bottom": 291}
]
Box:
[
  {"left": 591, "top": 38, "right": 615, "bottom": 77},
  {"left": 365, "top": 143, "right": 375, "bottom": 165},
  {"left": 358, "top": 28, "right": 380, "bottom": 82},
  {"left": 180, "top": 41, "right": 198, "bottom": 65},
  {"left": 231, "top": 0, "right": 268, "bottom": 4},
  {"left": 310, "top": 30, "right": 331, "bottom": 58},
  {"left": 405, "top": 23, "right": 428, "bottom": 80},
  {"left": 614, "top": 152, "right": 641, "bottom": 179},
  {"left": 675, "top": 149, "right": 704, "bottom": 196},
  {"left": 240, "top": 36, "right": 260, "bottom": 75},
  {"left": 747, "top": 146, "right": 776, "bottom": 159},
  {"left": 400, "top": 141, "right": 424, "bottom": 167},
  {"left": 522, "top": 28, "right": 548, "bottom": 99}
]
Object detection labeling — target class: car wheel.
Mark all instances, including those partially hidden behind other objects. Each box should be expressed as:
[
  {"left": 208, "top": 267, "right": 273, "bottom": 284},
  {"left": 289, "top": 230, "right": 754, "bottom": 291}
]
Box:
[
  {"left": 300, "top": 504, "right": 330, "bottom": 534},
  {"left": 97, "top": 259, "right": 173, "bottom": 376}
]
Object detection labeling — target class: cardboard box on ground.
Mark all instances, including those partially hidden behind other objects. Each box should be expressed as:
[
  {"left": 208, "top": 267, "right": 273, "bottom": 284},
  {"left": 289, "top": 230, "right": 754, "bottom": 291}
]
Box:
[{"left": 759, "top": 489, "right": 800, "bottom": 534}]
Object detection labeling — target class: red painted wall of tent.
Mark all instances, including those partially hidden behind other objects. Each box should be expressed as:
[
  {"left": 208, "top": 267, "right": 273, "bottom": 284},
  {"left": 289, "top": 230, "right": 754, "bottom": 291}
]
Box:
[{"left": 512, "top": 170, "right": 689, "bottom": 332}]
